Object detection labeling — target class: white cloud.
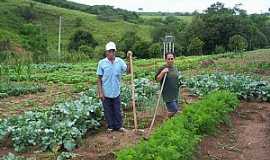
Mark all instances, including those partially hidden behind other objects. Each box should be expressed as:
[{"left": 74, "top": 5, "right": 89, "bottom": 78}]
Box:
[{"left": 69, "top": 0, "right": 270, "bottom": 13}]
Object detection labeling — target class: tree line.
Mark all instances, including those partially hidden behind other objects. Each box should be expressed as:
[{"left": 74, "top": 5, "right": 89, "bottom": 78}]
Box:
[
  {"left": 142, "top": 2, "right": 270, "bottom": 57},
  {"left": 1, "top": 1, "right": 270, "bottom": 63}
]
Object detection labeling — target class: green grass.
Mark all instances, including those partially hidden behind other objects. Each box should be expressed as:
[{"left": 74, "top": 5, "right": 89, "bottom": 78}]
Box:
[
  {"left": 141, "top": 15, "right": 193, "bottom": 23},
  {"left": 183, "top": 49, "right": 270, "bottom": 79},
  {"left": 0, "top": 0, "right": 153, "bottom": 56}
]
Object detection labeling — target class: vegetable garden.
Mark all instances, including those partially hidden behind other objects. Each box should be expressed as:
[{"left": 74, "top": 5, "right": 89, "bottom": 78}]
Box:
[{"left": 0, "top": 49, "right": 270, "bottom": 159}]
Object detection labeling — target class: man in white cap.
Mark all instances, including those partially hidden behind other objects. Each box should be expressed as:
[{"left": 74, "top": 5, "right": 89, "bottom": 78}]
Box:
[{"left": 96, "top": 41, "right": 131, "bottom": 132}]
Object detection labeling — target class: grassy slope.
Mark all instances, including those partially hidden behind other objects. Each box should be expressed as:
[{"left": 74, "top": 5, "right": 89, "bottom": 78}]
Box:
[
  {"left": 0, "top": 0, "right": 153, "bottom": 54},
  {"left": 182, "top": 49, "right": 270, "bottom": 81},
  {"left": 141, "top": 15, "right": 193, "bottom": 23}
]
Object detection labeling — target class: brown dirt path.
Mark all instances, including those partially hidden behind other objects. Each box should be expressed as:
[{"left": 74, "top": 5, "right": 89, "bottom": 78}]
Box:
[{"left": 197, "top": 102, "right": 270, "bottom": 160}]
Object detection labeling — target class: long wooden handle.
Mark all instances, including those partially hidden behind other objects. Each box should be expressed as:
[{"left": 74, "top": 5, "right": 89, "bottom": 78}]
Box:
[
  {"left": 148, "top": 73, "right": 167, "bottom": 135},
  {"left": 128, "top": 51, "right": 138, "bottom": 131}
]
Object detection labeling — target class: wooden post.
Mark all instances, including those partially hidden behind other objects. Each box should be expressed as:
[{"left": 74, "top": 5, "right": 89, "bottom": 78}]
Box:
[
  {"left": 147, "top": 73, "right": 167, "bottom": 136},
  {"left": 128, "top": 51, "right": 138, "bottom": 131},
  {"left": 58, "top": 16, "right": 62, "bottom": 59}
]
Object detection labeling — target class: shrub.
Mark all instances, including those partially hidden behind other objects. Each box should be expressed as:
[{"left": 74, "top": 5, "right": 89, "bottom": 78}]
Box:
[
  {"left": 228, "top": 34, "right": 248, "bottom": 52},
  {"left": 78, "top": 45, "right": 94, "bottom": 58},
  {"left": 215, "top": 45, "right": 226, "bottom": 54},
  {"left": 148, "top": 43, "right": 161, "bottom": 58},
  {"left": 68, "top": 30, "right": 97, "bottom": 52},
  {"left": 187, "top": 37, "right": 204, "bottom": 55},
  {"left": 17, "top": 4, "right": 37, "bottom": 22}
]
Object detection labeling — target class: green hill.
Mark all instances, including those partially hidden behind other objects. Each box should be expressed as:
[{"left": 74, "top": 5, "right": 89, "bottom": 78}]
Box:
[
  {"left": 141, "top": 15, "right": 193, "bottom": 23},
  {"left": 0, "top": 0, "right": 153, "bottom": 58}
]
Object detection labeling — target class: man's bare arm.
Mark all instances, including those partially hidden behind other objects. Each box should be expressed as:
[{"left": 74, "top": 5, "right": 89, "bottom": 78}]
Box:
[{"left": 97, "top": 75, "right": 104, "bottom": 100}]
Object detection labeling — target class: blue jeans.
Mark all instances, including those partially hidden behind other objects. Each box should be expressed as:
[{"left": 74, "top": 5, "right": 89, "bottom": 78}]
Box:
[
  {"left": 102, "top": 96, "right": 122, "bottom": 129},
  {"left": 166, "top": 100, "right": 179, "bottom": 113}
]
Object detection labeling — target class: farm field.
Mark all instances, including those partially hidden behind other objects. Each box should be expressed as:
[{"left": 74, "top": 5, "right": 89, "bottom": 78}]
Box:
[
  {"left": 1, "top": 0, "right": 270, "bottom": 159},
  {"left": 1, "top": 49, "right": 270, "bottom": 159},
  {"left": 1, "top": 49, "right": 269, "bottom": 117}
]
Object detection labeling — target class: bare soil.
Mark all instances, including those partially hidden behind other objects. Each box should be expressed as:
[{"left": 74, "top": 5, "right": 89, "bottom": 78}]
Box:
[
  {"left": 0, "top": 84, "right": 76, "bottom": 118},
  {"left": 197, "top": 101, "right": 270, "bottom": 160}
]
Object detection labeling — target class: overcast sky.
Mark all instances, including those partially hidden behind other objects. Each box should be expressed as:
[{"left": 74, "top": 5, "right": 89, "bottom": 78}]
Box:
[{"left": 69, "top": 0, "right": 269, "bottom": 13}]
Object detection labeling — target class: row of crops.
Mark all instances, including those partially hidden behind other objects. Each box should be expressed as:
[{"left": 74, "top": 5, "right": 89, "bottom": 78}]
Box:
[
  {"left": 0, "top": 61, "right": 159, "bottom": 99},
  {"left": 117, "top": 91, "right": 240, "bottom": 160},
  {"left": 0, "top": 53, "right": 216, "bottom": 85},
  {"left": 4, "top": 71, "right": 269, "bottom": 102},
  {"left": 1, "top": 51, "right": 254, "bottom": 88},
  {"left": 116, "top": 73, "right": 270, "bottom": 160},
  {"left": 0, "top": 89, "right": 103, "bottom": 152},
  {"left": 0, "top": 78, "right": 159, "bottom": 154},
  {"left": 1, "top": 51, "right": 270, "bottom": 159},
  {"left": 1, "top": 72, "right": 270, "bottom": 157},
  {"left": 0, "top": 82, "right": 45, "bottom": 98},
  {"left": 0, "top": 64, "right": 73, "bottom": 74},
  {"left": 186, "top": 73, "right": 270, "bottom": 102},
  {"left": 0, "top": 55, "right": 211, "bottom": 100},
  {"left": 0, "top": 52, "right": 253, "bottom": 100},
  {"left": 0, "top": 152, "right": 76, "bottom": 160},
  {"left": 0, "top": 64, "right": 96, "bottom": 84},
  {"left": 0, "top": 91, "right": 239, "bottom": 160}
]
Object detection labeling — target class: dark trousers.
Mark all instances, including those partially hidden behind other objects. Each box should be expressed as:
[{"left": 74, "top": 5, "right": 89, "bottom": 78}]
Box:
[{"left": 102, "top": 96, "right": 122, "bottom": 129}]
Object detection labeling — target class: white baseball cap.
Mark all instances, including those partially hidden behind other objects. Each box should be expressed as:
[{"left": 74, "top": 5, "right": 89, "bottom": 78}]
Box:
[{"left": 105, "top": 41, "right": 116, "bottom": 51}]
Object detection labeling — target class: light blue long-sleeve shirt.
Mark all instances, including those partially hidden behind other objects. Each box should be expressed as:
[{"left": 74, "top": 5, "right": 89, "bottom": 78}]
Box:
[{"left": 96, "top": 57, "right": 127, "bottom": 98}]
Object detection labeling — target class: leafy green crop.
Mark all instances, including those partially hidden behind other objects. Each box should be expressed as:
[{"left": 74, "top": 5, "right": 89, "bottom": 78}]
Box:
[
  {"left": 186, "top": 73, "right": 270, "bottom": 102},
  {"left": 0, "top": 153, "right": 26, "bottom": 160},
  {"left": 0, "top": 88, "right": 103, "bottom": 152},
  {"left": 117, "top": 91, "right": 239, "bottom": 160},
  {"left": 0, "top": 82, "right": 45, "bottom": 98},
  {"left": 121, "top": 78, "right": 159, "bottom": 109},
  {"left": 31, "top": 64, "right": 73, "bottom": 72}
]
